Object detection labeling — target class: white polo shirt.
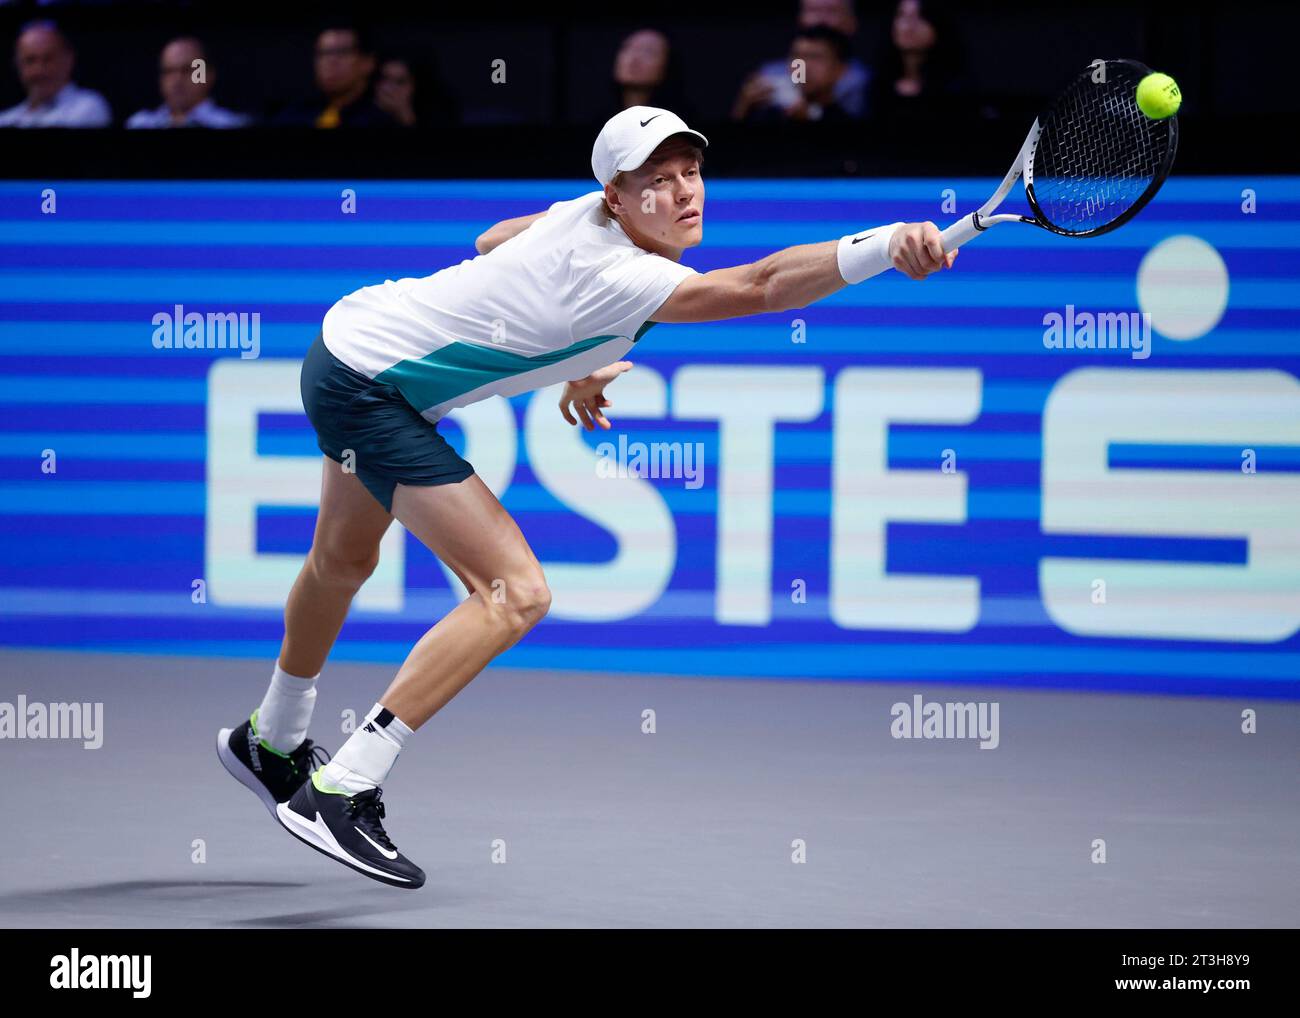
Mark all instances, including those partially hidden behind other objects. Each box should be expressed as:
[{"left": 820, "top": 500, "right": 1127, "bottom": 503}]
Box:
[
  {"left": 125, "top": 99, "right": 251, "bottom": 129},
  {"left": 321, "top": 190, "right": 697, "bottom": 421},
  {"left": 0, "top": 83, "right": 111, "bottom": 127}
]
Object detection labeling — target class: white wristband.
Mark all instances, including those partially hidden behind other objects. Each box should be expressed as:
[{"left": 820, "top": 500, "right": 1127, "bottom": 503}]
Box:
[{"left": 836, "top": 222, "right": 903, "bottom": 284}]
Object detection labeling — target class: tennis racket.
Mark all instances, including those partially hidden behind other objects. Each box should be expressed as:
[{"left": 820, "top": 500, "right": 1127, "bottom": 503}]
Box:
[{"left": 940, "top": 58, "right": 1178, "bottom": 252}]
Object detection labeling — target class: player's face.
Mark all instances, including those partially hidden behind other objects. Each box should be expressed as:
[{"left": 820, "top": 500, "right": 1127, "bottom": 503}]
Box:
[{"left": 621, "top": 146, "right": 705, "bottom": 250}]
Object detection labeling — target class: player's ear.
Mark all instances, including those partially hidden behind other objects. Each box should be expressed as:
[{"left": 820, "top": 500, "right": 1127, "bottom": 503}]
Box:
[{"left": 602, "top": 182, "right": 623, "bottom": 217}]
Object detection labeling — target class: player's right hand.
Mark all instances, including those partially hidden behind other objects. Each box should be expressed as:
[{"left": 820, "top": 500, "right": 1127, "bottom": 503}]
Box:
[
  {"left": 890, "top": 222, "right": 959, "bottom": 280},
  {"left": 559, "top": 360, "right": 633, "bottom": 431}
]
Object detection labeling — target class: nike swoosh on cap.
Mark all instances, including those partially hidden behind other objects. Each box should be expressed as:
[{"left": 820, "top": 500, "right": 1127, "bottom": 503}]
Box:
[{"left": 640, "top": 114, "right": 663, "bottom": 127}]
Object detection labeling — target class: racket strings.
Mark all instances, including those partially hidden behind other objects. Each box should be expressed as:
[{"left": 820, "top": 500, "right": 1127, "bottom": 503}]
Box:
[{"left": 1030, "top": 62, "right": 1175, "bottom": 235}]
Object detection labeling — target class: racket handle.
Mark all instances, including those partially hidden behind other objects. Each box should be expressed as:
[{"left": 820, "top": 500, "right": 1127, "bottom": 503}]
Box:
[{"left": 940, "top": 214, "right": 982, "bottom": 252}]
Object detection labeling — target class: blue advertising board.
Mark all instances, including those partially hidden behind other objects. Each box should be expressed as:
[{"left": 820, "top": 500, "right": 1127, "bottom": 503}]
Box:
[{"left": 1, "top": 178, "right": 1297, "bottom": 696}]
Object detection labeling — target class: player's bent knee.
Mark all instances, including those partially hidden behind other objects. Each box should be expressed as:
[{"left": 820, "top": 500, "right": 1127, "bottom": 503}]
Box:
[
  {"left": 485, "top": 574, "right": 551, "bottom": 634},
  {"left": 308, "top": 542, "right": 380, "bottom": 589},
  {"left": 519, "top": 579, "right": 552, "bottom": 625}
]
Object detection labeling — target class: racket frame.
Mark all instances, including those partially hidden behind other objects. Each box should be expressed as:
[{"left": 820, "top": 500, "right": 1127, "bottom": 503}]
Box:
[
  {"left": 940, "top": 123, "right": 1040, "bottom": 250},
  {"left": 940, "top": 59, "right": 1179, "bottom": 252}
]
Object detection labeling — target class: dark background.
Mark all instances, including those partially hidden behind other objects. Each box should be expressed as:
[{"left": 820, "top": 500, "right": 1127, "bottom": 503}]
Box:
[{"left": 0, "top": 0, "right": 1294, "bottom": 176}]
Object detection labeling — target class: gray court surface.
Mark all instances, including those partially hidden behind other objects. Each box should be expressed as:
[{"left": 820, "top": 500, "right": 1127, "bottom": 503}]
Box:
[{"left": 0, "top": 647, "right": 1296, "bottom": 928}]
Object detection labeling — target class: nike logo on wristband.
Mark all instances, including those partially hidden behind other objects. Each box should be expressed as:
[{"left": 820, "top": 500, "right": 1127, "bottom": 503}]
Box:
[
  {"left": 850, "top": 231, "right": 877, "bottom": 244},
  {"left": 640, "top": 114, "right": 662, "bottom": 127}
]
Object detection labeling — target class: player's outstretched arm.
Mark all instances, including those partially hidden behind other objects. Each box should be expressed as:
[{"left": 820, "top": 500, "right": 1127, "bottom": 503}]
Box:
[
  {"left": 650, "top": 221, "right": 957, "bottom": 324},
  {"left": 475, "top": 211, "right": 548, "bottom": 255}
]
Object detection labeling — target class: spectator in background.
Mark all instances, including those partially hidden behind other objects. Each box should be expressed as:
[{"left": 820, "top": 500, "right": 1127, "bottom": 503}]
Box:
[
  {"left": 126, "top": 37, "right": 251, "bottom": 129},
  {"left": 732, "top": 0, "right": 869, "bottom": 121},
  {"left": 603, "top": 28, "right": 694, "bottom": 123},
  {"left": 374, "top": 53, "right": 460, "bottom": 127},
  {"left": 736, "top": 26, "right": 860, "bottom": 122},
  {"left": 0, "top": 20, "right": 110, "bottom": 127},
  {"left": 870, "top": 0, "right": 968, "bottom": 117},
  {"left": 276, "top": 24, "right": 394, "bottom": 127}
]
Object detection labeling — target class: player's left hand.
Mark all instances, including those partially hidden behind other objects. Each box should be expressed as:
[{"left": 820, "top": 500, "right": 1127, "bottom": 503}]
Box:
[
  {"left": 560, "top": 360, "right": 633, "bottom": 430},
  {"left": 890, "top": 222, "right": 959, "bottom": 280}
]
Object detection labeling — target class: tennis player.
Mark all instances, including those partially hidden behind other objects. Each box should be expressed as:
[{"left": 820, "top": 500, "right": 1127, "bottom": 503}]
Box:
[{"left": 217, "top": 105, "right": 957, "bottom": 888}]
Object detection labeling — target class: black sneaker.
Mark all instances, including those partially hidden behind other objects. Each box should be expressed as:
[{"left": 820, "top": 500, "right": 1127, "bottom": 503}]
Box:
[
  {"left": 216, "top": 715, "right": 330, "bottom": 817},
  {"left": 276, "top": 774, "right": 425, "bottom": 889}
]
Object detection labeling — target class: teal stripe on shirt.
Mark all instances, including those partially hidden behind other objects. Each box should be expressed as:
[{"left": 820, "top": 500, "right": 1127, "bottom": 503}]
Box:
[{"left": 375, "top": 320, "right": 660, "bottom": 413}]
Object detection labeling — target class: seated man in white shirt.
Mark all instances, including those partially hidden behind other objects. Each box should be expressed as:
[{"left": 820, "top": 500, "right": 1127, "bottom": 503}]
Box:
[
  {"left": 126, "top": 36, "right": 252, "bottom": 129},
  {"left": 0, "top": 20, "right": 111, "bottom": 128}
]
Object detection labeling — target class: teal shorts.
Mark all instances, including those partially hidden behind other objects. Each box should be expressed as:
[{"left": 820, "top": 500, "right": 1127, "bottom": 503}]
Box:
[{"left": 299, "top": 332, "right": 475, "bottom": 512}]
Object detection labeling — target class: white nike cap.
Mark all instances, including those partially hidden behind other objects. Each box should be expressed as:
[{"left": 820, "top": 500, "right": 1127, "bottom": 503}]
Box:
[{"left": 591, "top": 106, "right": 709, "bottom": 187}]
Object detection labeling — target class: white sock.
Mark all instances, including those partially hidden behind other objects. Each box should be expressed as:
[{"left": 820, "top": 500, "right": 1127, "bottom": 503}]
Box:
[
  {"left": 253, "top": 663, "right": 319, "bottom": 754},
  {"left": 317, "top": 703, "right": 413, "bottom": 795}
]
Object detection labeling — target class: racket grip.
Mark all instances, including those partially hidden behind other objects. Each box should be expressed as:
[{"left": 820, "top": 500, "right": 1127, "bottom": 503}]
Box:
[{"left": 940, "top": 214, "right": 982, "bottom": 252}]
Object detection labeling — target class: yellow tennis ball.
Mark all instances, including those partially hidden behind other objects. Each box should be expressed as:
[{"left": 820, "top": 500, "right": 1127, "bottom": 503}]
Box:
[{"left": 1136, "top": 72, "right": 1181, "bottom": 119}]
